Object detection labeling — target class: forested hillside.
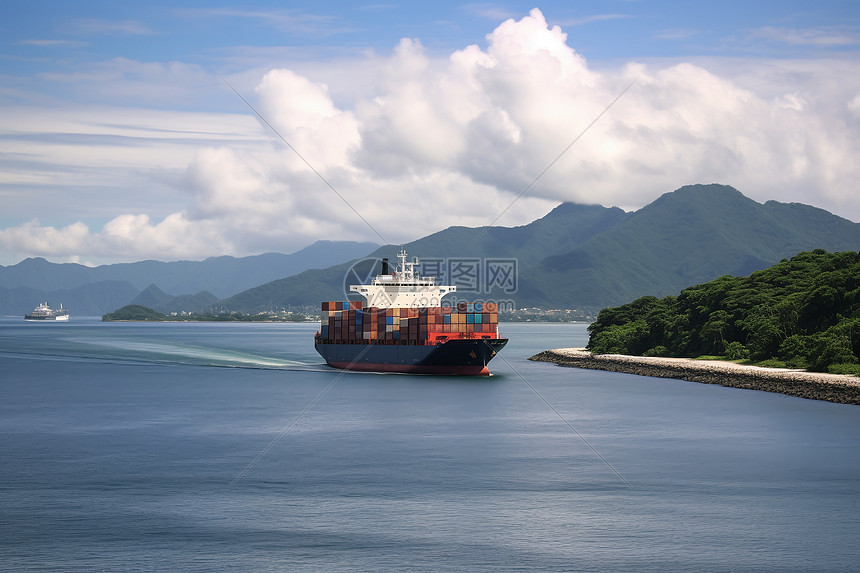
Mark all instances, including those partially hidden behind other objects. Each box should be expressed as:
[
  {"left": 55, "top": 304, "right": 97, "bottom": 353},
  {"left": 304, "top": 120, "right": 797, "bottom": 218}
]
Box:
[
  {"left": 587, "top": 250, "right": 860, "bottom": 374},
  {"left": 219, "top": 185, "right": 860, "bottom": 312}
]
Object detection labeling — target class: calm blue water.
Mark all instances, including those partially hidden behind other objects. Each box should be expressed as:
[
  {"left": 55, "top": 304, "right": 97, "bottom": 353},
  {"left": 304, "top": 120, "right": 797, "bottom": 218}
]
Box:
[{"left": 1, "top": 318, "right": 859, "bottom": 572}]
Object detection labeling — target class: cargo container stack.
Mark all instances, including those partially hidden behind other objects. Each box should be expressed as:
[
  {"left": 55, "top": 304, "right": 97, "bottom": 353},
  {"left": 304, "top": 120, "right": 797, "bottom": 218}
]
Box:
[{"left": 319, "top": 301, "right": 501, "bottom": 345}]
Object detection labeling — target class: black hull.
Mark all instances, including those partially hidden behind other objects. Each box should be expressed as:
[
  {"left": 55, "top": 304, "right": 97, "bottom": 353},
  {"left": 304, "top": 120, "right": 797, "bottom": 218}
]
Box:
[{"left": 315, "top": 338, "right": 508, "bottom": 375}]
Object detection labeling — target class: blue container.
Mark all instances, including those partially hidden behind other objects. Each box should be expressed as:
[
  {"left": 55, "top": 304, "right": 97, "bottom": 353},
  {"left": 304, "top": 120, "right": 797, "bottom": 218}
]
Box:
[
  {"left": 387, "top": 316, "right": 394, "bottom": 325},
  {"left": 475, "top": 313, "right": 482, "bottom": 323},
  {"left": 321, "top": 326, "right": 329, "bottom": 338},
  {"left": 443, "top": 314, "right": 451, "bottom": 324},
  {"left": 466, "top": 314, "right": 475, "bottom": 324},
  {"left": 393, "top": 330, "right": 400, "bottom": 340},
  {"left": 474, "top": 302, "right": 483, "bottom": 312},
  {"left": 356, "top": 313, "right": 363, "bottom": 324}
]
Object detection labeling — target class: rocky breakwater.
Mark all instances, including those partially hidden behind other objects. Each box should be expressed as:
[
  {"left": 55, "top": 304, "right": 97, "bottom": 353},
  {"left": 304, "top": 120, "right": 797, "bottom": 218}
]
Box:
[{"left": 529, "top": 348, "right": 860, "bottom": 405}]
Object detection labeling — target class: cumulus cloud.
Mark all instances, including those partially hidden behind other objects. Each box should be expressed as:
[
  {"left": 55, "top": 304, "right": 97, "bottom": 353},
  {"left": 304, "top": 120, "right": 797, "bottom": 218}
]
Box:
[
  {"left": 2, "top": 8, "right": 859, "bottom": 264},
  {"left": 0, "top": 220, "right": 90, "bottom": 256}
]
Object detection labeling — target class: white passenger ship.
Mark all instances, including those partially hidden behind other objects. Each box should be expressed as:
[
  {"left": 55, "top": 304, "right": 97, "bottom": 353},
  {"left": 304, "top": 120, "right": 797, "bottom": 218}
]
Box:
[{"left": 25, "top": 302, "right": 70, "bottom": 321}]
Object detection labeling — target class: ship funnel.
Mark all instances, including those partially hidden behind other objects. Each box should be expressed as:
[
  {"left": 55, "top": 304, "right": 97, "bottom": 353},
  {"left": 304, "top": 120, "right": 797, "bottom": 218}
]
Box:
[{"left": 381, "top": 258, "right": 389, "bottom": 275}]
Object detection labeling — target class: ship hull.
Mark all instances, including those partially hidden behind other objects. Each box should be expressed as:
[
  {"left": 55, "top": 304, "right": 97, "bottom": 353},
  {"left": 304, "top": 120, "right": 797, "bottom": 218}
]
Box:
[
  {"left": 24, "top": 314, "right": 69, "bottom": 321},
  {"left": 315, "top": 338, "right": 508, "bottom": 376}
]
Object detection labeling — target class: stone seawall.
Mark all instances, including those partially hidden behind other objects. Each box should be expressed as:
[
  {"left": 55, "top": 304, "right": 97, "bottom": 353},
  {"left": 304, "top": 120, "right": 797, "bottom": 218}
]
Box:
[{"left": 529, "top": 349, "right": 860, "bottom": 405}]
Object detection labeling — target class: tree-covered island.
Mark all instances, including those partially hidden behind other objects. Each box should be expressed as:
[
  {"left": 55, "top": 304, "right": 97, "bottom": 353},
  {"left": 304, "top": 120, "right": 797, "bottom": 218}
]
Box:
[
  {"left": 587, "top": 250, "right": 860, "bottom": 375},
  {"left": 102, "top": 305, "right": 316, "bottom": 322}
]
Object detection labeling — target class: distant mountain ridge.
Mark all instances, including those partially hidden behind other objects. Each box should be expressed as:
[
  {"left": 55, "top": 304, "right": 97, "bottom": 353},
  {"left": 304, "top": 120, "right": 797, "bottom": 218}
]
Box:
[
  {"left": 5, "top": 185, "right": 859, "bottom": 317},
  {"left": 0, "top": 240, "right": 378, "bottom": 316},
  {"left": 219, "top": 184, "right": 860, "bottom": 312},
  {"left": 522, "top": 185, "right": 860, "bottom": 307},
  {"left": 0, "top": 240, "right": 379, "bottom": 296},
  {"left": 217, "top": 201, "right": 631, "bottom": 312}
]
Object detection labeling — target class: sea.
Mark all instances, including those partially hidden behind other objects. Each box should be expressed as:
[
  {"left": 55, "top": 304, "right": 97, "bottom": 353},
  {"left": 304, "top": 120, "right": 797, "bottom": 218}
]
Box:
[{"left": 1, "top": 318, "right": 858, "bottom": 572}]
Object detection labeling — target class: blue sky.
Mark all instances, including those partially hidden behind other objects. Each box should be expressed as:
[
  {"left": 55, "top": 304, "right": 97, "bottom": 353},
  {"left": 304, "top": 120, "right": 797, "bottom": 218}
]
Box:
[{"left": 1, "top": 1, "right": 858, "bottom": 265}]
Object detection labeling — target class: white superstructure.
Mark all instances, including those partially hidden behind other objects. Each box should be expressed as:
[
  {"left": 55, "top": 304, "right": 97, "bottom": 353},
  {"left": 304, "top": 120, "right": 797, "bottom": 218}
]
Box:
[
  {"left": 350, "top": 249, "right": 456, "bottom": 309},
  {"left": 25, "top": 302, "right": 70, "bottom": 321}
]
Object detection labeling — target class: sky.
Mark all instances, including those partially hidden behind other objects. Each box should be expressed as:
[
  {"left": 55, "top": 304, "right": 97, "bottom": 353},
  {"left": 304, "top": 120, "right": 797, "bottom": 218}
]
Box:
[{"left": 1, "top": 1, "right": 858, "bottom": 266}]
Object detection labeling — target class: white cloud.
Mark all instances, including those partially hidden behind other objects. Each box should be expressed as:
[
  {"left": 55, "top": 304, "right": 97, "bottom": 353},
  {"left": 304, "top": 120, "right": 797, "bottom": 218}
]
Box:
[
  {"left": 255, "top": 68, "right": 362, "bottom": 170},
  {"left": 0, "top": 220, "right": 90, "bottom": 256},
  {"left": 1, "top": 8, "right": 859, "bottom": 265}
]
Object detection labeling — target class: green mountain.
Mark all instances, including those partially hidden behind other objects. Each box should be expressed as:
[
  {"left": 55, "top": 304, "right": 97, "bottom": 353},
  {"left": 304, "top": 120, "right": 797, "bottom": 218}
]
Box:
[
  {"left": 129, "top": 284, "right": 219, "bottom": 314},
  {"left": 219, "top": 184, "right": 860, "bottom": 313},
  {"left": 102, "top": 305, "right": 168, "bottom": 321},
  {"left": 524, "top": 184, "right": 860, "bottom": 308}
]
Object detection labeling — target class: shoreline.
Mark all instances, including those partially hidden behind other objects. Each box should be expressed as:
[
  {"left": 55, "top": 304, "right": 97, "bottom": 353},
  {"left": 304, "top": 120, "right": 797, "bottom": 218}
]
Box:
[{"left": 529, "top": 348, "right": 860, "bottom": 405}]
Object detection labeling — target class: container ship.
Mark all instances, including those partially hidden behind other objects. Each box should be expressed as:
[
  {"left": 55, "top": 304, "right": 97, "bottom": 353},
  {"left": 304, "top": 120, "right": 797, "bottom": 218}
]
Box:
[
  {"left": 25, "top": 302, "right": 70, "bottom": 321},
  {"left": 314, "top": 250, "right": 508, "bottom": 375}
]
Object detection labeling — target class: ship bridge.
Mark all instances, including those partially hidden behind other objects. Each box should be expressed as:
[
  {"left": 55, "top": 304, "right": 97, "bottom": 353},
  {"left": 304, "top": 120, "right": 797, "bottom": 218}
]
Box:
[{"left": 350, "top": 249, "right": 456, "bottom": 308}]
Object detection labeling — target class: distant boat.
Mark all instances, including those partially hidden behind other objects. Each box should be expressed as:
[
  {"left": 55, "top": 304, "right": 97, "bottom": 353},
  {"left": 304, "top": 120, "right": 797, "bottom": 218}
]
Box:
[{"left": 24, "top": 302, "right": 70, "bottom": 322}]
